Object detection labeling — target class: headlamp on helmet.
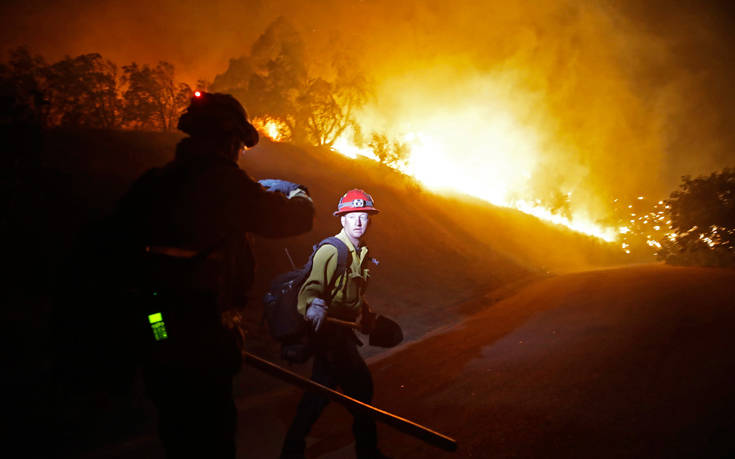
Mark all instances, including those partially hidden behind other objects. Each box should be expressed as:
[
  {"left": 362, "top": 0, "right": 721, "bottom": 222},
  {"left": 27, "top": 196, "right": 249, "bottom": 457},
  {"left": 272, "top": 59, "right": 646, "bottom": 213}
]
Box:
[
  {"left": 334, "top": 189, "right": 380, "bottom": 216},
  {"left": 177, "top": 91, "right": 259, "bottom": 147}
]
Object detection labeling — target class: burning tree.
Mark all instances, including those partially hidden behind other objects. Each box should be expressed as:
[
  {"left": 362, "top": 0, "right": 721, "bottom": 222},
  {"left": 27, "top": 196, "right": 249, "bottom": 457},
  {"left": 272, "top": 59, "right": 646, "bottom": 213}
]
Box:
[
  {"left": 657, "top": 169, "right": 735, "bottom": 267},
  {"left": 211, "top": 18, "right": 307, "bottom": 142},
  {"left": 210, "top": 17, "right": 370, "bottom": 147}
]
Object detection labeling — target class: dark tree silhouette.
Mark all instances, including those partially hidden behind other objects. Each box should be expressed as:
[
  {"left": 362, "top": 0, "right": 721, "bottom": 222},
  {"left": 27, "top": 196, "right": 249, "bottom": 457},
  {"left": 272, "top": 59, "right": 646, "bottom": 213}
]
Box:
[
  {"left": 121, "top": 61, "right": 190, "bottom": 131},
  {"left": 2, "top": 49, "right": 196, "bottom": 133},
  {"left": 210, "top": 57, "right": 252, "bottom": 107},
  {"left": 210, "top": 18, "right": 308, "bottom": 142},
  {"left": 657, "top": 169, "right": 735, "bottom": 266},
  {"left": 43, "top": 53, "right": 121, "bottom": 129},
  {"left": 299, "top": 51, "right": 368, "bottom": 147},
  {"left": 0, "top": 47, "right": 48, "bottom": 127},
  {"left": 247, "top": 17, "right": 309, "bottom": 142},
  {"left": 368, "top": 132, "right": 409, "bottom": 165},
  {"left": 299, "top": 77, "right": 341, "bottom": 146},
  {"left": 211, "top": 17, "right": 369, "bottom": 146}
]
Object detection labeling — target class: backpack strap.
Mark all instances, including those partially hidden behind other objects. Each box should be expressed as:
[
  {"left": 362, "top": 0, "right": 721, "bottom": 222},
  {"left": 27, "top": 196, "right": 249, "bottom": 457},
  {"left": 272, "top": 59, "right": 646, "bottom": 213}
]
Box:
[{"left": 312, "top": 237, "right": 350, "bottom": 305}]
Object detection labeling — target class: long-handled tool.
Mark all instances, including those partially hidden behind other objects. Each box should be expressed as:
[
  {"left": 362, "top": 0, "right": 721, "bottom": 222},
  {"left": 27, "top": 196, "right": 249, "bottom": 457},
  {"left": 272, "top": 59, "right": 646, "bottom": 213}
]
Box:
[
  {"left": 242, "top": 351, "right": 458, "bottom": 452},
  {"left": 326, "top": 317, "right": 360, "bottom": 329}
]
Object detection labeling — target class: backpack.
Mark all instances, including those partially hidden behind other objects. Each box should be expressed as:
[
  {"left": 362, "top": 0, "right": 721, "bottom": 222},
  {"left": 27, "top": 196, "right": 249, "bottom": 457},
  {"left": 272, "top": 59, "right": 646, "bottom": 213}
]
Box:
[{"left": 263, "top": 237, "right": 350, "bottom": 362}]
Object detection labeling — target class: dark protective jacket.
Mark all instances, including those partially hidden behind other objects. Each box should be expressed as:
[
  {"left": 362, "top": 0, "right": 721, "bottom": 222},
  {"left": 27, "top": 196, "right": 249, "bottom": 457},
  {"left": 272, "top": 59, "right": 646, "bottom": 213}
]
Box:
[
  {"left": 114, "top": 138, "right": 314, "bottom": 370},
  {"left": 117, "top": 138, "right": 314, "bottom": 302}
]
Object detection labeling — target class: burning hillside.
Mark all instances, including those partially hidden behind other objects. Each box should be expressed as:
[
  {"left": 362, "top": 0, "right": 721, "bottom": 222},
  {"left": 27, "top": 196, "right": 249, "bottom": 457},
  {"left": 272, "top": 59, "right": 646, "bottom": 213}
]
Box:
[
  {"left": 205, "top": 2, "right": 732, "bottom": 246},
  {"left": 5, "top": 0, "right": 734, "bottom": 251},
  {"left": 248, "top": 71, "right": 624, "bottom": 242}
]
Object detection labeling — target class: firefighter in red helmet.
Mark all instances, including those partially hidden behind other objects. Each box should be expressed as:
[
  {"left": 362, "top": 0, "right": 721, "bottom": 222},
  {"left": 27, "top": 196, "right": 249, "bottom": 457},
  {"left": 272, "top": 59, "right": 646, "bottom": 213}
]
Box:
[
  {"left": 115, "top": 92, "right": 314, "bottom": 458},
  {"left": 281, "top": 189, "right": 390, "bottom": 459}
]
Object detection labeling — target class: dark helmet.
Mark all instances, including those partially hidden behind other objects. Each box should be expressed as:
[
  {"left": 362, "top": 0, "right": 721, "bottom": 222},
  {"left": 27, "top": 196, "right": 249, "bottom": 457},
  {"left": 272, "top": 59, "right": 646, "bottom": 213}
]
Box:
[{"left": 177, "top": 91, "right": 259, "bottom": 147}]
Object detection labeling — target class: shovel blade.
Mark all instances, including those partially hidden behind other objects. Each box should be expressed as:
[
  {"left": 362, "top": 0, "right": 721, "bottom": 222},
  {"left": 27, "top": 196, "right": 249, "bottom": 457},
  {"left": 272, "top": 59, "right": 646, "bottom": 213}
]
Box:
[{"left": 369, "top": 315, "right": 403, "bottom": 348}]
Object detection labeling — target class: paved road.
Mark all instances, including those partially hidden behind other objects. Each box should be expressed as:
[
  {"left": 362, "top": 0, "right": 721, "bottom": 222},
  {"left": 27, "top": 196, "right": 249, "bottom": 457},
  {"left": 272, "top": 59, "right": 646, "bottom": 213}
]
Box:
[
  {"left": 293, "top": 264, "right": 735, "bottom": 458},
  {"left": 83, "top": 264, "right": 735, "bottom": 458}
]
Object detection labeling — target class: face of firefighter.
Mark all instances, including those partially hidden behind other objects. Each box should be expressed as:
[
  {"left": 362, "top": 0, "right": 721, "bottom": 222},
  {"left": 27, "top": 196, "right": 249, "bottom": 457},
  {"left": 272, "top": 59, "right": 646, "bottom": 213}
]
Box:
[
  {"left": 341, "top": 212, "right": 370, "bottom": 246},
  {"left": 217, "top": 135, "right": 244, "bottom": 162}
]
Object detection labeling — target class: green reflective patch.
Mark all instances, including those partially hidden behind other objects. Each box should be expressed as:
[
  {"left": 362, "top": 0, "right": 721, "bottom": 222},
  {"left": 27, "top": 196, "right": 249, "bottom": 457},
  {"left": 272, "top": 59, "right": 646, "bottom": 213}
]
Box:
[
  {"left": 152, "top": 322, "right": 168, "bottom": 341},
  {"left": 148, "top": 312, "right": 168, "bottom": 341}
]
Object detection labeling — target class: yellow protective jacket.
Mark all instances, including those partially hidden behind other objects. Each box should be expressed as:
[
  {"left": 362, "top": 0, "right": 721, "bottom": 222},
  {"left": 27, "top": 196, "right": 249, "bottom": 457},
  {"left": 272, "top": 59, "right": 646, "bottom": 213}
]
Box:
[{"left": 297, "top": 229, "right": 370, "bottom": 320}]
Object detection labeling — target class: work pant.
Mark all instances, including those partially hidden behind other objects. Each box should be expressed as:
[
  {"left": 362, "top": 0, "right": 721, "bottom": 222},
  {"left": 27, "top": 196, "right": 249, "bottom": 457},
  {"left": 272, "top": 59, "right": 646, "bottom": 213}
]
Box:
[
  {"left": 144, "top": 365, "right": 237, "bottom": 459},
  {"left": 140, "top": 290, "right": 242, "bottom": 458},
  {"left": 281, "top": 326, "right": 378, "bottom": 458}
]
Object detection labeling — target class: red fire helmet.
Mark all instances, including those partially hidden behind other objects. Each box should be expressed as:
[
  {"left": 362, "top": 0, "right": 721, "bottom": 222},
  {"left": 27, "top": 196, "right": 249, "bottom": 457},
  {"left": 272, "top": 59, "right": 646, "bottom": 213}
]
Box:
[{"left": 333, "top": 189, "right": 380, "bottom": 216}]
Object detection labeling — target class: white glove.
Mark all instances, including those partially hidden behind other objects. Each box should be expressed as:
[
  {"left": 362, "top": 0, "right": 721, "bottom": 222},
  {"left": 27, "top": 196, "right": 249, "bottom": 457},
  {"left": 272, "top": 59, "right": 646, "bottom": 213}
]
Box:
[
  {"left": 258, "top": 179, "right": 308, "bottom": 198},
  {"left": 305, "top": 298, "right": 328, "bottom": 332}
]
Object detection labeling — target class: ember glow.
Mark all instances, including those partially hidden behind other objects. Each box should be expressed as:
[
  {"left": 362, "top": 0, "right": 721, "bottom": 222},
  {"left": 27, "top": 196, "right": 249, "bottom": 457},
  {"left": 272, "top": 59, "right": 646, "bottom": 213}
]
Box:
[{"left": 614, "top": 196, "right": 676, "bottom": 256}]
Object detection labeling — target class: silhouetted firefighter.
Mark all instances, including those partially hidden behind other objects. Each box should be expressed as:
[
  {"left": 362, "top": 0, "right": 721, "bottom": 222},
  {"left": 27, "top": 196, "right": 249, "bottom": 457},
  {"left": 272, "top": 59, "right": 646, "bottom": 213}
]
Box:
[
  {"left": 280, "top": 189, "right": 391, "bottom": 459},
  {"left": 114, "top": 91, "right": 314, "bottom": 458}
]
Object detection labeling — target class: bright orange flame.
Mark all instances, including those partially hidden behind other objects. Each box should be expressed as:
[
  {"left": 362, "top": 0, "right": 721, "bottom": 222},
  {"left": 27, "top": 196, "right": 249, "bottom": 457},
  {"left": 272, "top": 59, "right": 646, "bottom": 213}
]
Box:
[
  {"left": 252, "top": 117, "right": 289, "bottom": 142},
  {"left": 323, "top": 68, "right": 628, "bottom": 242},
  {"left": 329, "top": 125, "right": 619, "bottom": 241}
]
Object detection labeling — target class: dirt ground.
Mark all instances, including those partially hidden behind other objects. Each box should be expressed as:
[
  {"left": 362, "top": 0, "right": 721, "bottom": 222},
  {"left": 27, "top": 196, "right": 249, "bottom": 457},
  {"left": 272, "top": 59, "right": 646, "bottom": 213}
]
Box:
[{"left": 83, "top": 263, "right": 735, "bottom": 458}]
